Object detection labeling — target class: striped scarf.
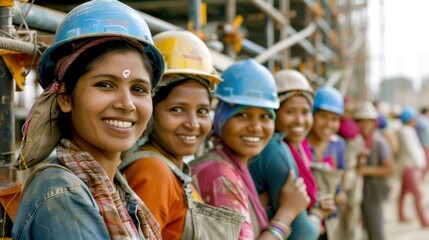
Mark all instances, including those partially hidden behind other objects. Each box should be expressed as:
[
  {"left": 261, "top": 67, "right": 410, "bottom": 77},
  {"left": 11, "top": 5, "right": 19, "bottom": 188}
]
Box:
[{"left": 56, "top": 139, "right": 161, "bottom": 239}]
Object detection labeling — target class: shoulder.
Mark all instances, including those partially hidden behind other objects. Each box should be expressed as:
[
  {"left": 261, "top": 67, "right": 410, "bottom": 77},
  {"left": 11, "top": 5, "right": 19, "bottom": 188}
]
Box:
[
  {"left": 122, "top": 156, "right": 177, "bottom": 188},
  {"left": 124, "top": 156, "right": 173, "bottom": 177},
  {"left": 24, "top": 165, "right": 90, "bottom": 199},
  {"left": 192, "top": 156, "right": 239, "bottom": 182}
]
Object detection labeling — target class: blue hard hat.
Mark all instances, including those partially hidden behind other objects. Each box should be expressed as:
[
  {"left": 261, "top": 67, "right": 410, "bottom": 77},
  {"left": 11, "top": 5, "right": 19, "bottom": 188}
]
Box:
[
  {"left": 313, "top": 86, "right": 344, "bottom": 115},
  {"left": 400, "top": 106, "right": 418, "bottom": 123},
  {"left": 38, "top": 0, "right": 164, "bottom": 89},
  {"left": 216, "top": 59, "right": 279, "bottom": 109}
]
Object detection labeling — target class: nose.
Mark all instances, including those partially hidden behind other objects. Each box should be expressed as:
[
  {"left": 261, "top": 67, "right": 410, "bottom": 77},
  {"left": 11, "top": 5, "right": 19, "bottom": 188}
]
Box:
[
  {"left": 183, "top": 113, "right": 200, "bottom": 129},
  {"left": 295, "top": 113, "right": 304, "bottom": 124},
  {"left": 247, "top": 118, "right": 263, "bottom": 133},
  {"left": 113, "top": 88, "right": 136, "bottom": 112}
]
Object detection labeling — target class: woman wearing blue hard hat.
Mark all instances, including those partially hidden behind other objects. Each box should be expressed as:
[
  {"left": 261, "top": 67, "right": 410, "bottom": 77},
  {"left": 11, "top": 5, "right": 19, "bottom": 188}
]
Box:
[
  {"left": 190, "top": 59, "right": 310, "bottom": 240},
  {"left": 397, "top": 106, "right": 429, "bottom": 228},
  {"left": 306, "top": 86, "right": 347, "bottom": 240},
  {"left": 13, "top": 0, "right": 164, "bottom": 239}
]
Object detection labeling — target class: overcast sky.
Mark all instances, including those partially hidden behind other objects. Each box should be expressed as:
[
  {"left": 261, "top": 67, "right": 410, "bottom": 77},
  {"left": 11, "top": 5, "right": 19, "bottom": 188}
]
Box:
[{"left": 367, "top": 0, "right": 429, "bottom": 92}]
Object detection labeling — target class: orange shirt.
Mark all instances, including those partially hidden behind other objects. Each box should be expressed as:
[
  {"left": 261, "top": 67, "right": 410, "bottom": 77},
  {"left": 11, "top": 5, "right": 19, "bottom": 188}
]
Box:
[{"left": 122, "top": 156, "right": 201, "bottom": 239}]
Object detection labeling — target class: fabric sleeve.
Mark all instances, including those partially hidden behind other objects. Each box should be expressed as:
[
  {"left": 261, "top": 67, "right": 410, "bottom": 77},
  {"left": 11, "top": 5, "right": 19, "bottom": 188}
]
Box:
[
  {"left": 250, "top": 138, "right": 297, "bottom": 218},
  {"left": 196, "top": 160, "right": 255, "bottom": 240},
  {"left": 378, "top": 133, "right": 393, "bottom": 162},
  {"left": 122, "top": 157, "right": 182, "bottom": 229}
]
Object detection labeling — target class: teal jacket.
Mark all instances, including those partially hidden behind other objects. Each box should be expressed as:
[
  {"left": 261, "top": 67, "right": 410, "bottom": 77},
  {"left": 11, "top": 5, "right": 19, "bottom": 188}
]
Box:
[{"left": 249, "top": 132, "right": 320, "bottom": 240}]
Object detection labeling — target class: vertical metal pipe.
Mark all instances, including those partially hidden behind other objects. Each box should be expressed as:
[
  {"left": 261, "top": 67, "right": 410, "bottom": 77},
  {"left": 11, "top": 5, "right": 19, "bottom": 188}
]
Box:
[
  {"left": 279, "top": 0, "right": 290, "bottom": 68},
  {"left": 0, "top": 3, "right": 16, "bottom": 237},
  {"left": 189, "top": 0, "right": 201, "bottom": 31},
  {"left": 264, "top": 0, "right": 275, "bottom": 71},
  {"left": 225, "top": 0, "right": 236, "bottom": 57},
  {"left": 0, "top": 57, "right": 14, "bottom": 238}
]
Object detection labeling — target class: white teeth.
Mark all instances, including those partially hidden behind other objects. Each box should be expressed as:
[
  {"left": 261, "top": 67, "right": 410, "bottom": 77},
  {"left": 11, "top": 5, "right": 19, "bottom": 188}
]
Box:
[
  {"left": 291, "top": 127, "right": 304, "bottom": 133},
  {"left": 104, "top": 119, "right": 132, "bottom": 128},
  {"left": 322, "top": 129, "right": 331, "bottom": 135},
  {"left": 178, "top": 135, "right": 197, "bottom": 140},
  {"left": 242, "top": 136, "right": 261, "bottom": 142}
]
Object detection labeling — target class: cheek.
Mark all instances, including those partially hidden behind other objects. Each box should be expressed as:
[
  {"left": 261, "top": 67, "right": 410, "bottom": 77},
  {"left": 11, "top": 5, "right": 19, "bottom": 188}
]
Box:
[
  {"left": 136, "top": 98, "right": 153, "bottom": 123},
  {"left": 304, "top": 115, "right": 313, "bottom": 130},
  {"left": 264, "top": 121, "right": 275, "bottom": 136},
  {"left": 200, "top": 118, "right": 213, "bottom": 135}
]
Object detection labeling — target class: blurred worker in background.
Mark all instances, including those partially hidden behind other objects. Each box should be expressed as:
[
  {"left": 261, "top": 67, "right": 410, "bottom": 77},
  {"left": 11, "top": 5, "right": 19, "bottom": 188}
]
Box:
[
  {"left": 353, "top": 101, "right": 393, "bottom": 240},
  {"left": 397, "top": 106, "right": 429, "bottom": 228}
]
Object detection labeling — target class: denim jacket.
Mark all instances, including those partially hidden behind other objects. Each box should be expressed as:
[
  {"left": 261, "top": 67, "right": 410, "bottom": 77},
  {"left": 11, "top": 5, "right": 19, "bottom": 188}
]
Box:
[{"left": 12, "top": 161, "right": 145, "bottom": 240}]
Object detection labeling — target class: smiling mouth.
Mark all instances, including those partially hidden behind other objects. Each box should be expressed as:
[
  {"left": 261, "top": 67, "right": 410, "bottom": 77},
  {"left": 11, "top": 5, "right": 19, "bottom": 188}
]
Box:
[
  {"left": 241, "top": 136, "right": 262, "bottom": 143},
  {"left": 178, "top": 135, "right": 198, "bottom": 141},
  {"left": 104, "top": 119, "right": 133, "bottom": 128}
]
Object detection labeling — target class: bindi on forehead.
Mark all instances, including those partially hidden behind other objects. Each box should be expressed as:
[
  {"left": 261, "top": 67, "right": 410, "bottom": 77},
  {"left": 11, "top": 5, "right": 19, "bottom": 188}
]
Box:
[{"left": 122, "top": 68, "right": 131, "bottom": 78}]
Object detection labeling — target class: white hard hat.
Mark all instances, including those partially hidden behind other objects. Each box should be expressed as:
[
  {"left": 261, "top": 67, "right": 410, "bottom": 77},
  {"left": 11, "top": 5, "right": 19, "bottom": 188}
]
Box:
[{"left": 353, "top": 101, "right": 378, "bottom": 120}]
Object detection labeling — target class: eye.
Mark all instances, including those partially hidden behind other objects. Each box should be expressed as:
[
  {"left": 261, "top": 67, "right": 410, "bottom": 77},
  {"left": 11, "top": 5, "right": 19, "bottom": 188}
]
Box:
[
  {"left": 234, "top": 112, "right": 247, "bottom": 118},
  {"left": 197, "top": 108, "right": 210, "bottom": 116},
  {"left": 94, "top": 81, "right": 114, "bottom": 89},
  {"left": 131, "top": 85, "right": 150, "bottom": 95},
  {"left": 261, "top": 113, "right": 273, "bottom": 119},
  {"left": 170, "top": 107, "right": 183, "bottom": 113}
]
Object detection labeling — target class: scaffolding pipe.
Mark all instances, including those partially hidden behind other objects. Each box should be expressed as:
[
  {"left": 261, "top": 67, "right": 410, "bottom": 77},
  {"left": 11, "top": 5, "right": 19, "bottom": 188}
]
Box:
[
  {"left": 0, "top": 36, "right": 43, "bottom": 54},
  {"left": 249, "top": 0, "right": 288, "bottom": 27},
  {"left": 254, "top": 23, "right": 317, "bottom": 64},
  {"left": 12, "top": 1, "right": 66, "bottom": 33}
]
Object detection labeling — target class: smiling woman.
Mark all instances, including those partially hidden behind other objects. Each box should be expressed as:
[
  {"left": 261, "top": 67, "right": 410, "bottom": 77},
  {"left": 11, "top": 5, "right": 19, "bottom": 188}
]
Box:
[{"left": 12, "top": 0, "right": 164, "bottom": 239}]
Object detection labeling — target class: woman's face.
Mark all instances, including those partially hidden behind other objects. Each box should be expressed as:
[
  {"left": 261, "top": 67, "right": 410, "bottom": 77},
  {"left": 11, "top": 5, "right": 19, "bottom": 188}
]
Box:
[
  {"left": 221, "top": 107, "right": 275, "bottom": 162},
  {"left": 276, "top": 95, "right": 313, "bottom": 144},
  {"left": 58, "top": 50, "right": 152, "bottom": 158},
  {"left": 151, "top": 80, "right": 212, "bottom": 159},
  {"left": 357, "top": 119, "right": 376, "bottom": 137},
  {"left": 311, "top": 110, "right": 341, "bottom": 142}
]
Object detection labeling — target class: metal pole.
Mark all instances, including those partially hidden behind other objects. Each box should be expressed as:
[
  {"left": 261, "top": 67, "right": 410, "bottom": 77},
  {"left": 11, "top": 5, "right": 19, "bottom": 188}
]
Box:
[
  {"left": 0, "top": 2, "right": 16, "bottom": 236},
  {"left": 189, "top": 0, "right": 201, "bottom": 32}
]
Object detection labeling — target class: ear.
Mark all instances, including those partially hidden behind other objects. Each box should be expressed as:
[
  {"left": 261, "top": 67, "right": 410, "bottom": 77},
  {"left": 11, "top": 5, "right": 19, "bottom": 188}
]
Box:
[{"left": 57, "top": 82, "right": 72, "bottom": 113}]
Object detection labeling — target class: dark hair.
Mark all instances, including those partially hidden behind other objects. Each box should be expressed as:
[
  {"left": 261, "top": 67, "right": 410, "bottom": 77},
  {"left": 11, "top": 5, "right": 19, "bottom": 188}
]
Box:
[
  {"left": 58, "top": 39, "right": 153, "bottom": 138},
  {"left": 421, "top": 107, "right": 428, "bottom": 115}
]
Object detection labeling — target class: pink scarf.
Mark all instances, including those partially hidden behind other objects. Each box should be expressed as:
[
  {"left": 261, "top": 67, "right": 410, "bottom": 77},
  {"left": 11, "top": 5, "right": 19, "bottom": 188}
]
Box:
[
  {"left": 338, "top": 118, "right": 360, "bottom": 140},
  {"left": 286, "top": 140, "right": 318, "bottom": 208},
  {"left": 214, "top": 143, "right": 269, "bottom": 231}
]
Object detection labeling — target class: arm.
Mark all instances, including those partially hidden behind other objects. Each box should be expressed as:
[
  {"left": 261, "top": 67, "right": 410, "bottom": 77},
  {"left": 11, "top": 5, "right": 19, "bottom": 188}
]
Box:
[{"left": 358, "top": 134, "right": 394, "bottom": 177}]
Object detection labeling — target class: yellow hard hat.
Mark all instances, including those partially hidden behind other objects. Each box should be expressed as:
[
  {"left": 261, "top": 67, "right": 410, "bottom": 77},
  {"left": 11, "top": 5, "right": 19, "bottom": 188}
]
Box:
[{"left": 153, "top": 30, "right": 222, "bottom": 90}]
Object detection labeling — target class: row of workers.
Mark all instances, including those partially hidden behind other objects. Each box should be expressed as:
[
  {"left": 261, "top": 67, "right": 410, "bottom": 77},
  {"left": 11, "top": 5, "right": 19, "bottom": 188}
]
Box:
[{"left": 6, "top": 0, "right": 393, "bottom": 239}]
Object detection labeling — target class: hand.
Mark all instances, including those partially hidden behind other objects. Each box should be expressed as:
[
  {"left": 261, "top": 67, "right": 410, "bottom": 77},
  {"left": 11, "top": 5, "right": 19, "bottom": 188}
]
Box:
[
  {"left": 335, "top": 191, "right": 347, "bottom": 205},
  {"left": 277, "top": 170, "right": 310, "bottom": 220},
  {"left": 316, "top": 194, "right": 337, "bottom": 218}
]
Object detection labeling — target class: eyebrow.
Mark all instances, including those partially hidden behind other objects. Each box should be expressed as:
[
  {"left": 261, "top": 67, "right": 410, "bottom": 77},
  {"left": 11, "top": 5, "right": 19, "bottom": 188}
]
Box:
[{"left": 91, "top": 73, "right": 151, "bottom": 84}]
